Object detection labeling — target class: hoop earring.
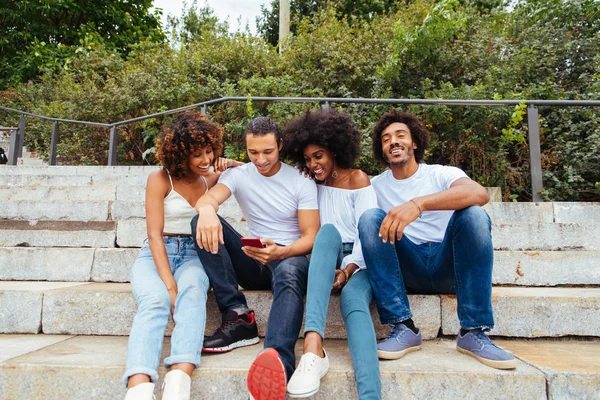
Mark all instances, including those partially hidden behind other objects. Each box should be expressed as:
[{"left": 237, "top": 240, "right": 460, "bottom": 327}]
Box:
[{"left": 332, "top": 170, "right": 339, "bottom": 179}]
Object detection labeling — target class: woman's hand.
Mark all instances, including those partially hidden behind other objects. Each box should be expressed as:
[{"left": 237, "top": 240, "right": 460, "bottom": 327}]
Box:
[
  {"left": 331, "top": 269, "right": 348, "bottom": 292},
  {"left": 214, "top": 157, "right": 244, "bottom": 173},
  {"left": 167, "top": 284, "right": 178, "bottom": 317}
]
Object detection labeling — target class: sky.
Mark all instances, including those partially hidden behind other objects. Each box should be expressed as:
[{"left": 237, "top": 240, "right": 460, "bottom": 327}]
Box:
[{"left": 152, "top": 0, "right": 270, "bottom": 34}]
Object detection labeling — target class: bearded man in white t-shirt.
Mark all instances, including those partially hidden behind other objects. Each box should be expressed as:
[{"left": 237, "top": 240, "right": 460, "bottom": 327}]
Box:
[
  {"left": 192, "top": 117, "right": 320, "bottom": 400},
  {"left": 358, "top": 109, "right": 517, "bottom": 370}
]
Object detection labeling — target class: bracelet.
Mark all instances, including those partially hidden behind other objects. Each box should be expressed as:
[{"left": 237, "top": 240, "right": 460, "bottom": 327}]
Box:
[
  {"left": 342, "top": 268, "right": 350, "bottom": 283},
  {"left": 410, "top": 199, "right": 423, "bottom": 217}
]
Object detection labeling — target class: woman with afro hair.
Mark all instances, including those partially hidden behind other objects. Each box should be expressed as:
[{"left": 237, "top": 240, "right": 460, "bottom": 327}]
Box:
[
  {"left": 283, "top": 109, "right": 381, "bottom": 399},
  {"left": 123, "top": 111, "right": 242, "bottom": 400}
]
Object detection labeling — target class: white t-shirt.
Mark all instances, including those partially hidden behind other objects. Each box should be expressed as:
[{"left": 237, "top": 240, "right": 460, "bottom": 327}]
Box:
[
  {"left": 218, "top": 162, "right": 318, "bottom": 245},
  {"left": 371, "top": 164, "right": 468, "bottom": 245},
  {"left": 317, "top": 185, "right": 378, "bottom": 271}
]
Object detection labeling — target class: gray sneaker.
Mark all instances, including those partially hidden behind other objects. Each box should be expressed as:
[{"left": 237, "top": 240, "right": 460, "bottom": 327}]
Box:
[
  {"left": 456, "top": 329, "right": 517, "bottom": 369},
  {"left": 377, "top": 323, "right": 422, "bottom": 360}
]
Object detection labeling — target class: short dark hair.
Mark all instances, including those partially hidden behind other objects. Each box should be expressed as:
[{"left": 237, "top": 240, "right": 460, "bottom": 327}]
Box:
[
  {"left": 156, "top": 111, "right": 224, "bottom": 179},
  {"left": 245, "top": 117, "right": 282, "bottom": 142},
  {"left": 283, "top": 109, "right": 360, "bottom": 169},
  {"left": 372, "top": 109, "right": 430, "bottom": 165}
]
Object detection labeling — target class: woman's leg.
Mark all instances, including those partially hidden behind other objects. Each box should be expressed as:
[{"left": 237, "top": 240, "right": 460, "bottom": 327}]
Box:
[
  {"left": 341, "top": 270, "right": 381, "bottom": 400},
  {"left": 165, "top": 237, "right": 210, "bottom": 372},
  {"left": 123, "top": 242, "right": 172, "bottom": 388},
  {"left": 303, "top": 224, "right": 344, "bottom": 354}
]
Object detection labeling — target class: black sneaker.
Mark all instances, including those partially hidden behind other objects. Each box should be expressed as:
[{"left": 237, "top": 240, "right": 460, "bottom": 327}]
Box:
[{"left": 203, "top": 309, "right": 260, "bottom": 353}]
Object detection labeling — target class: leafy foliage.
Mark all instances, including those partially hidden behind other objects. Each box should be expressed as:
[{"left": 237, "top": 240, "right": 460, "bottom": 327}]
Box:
[{"left": 1, "top": 0, "right": 598, "bottom": 201}]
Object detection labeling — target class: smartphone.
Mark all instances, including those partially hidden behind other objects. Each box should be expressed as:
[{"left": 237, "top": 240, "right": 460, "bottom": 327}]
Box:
[{"left": 241, "top": 237, "right": 265, "bottom": 248}]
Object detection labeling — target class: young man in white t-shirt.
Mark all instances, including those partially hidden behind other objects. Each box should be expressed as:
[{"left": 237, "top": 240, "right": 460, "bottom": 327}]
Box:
[
  {"left": 192, "top": 117, "right": 320, "bottom": 400},
  {"left": 358, "top": 109, "right": 516, "bottom": 370}
]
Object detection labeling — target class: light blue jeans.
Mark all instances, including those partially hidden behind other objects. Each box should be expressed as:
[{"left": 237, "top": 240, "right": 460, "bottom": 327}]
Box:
[
  {"left": 123, "top": 236, "right": 210, "bottom": 386},
  {"left": 304, "top": 224, "right": 381, "bottom": 399}
]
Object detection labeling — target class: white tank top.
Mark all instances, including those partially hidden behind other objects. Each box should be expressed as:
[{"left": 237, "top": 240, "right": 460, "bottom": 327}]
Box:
[{"left": 162, "top": 171, "right": 207, "bottom": 235}]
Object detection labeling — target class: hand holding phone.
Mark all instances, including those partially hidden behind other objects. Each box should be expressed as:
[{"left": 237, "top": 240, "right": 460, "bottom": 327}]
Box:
[{"left": 240, "top": 237, "right": 265, "bottom": 248}]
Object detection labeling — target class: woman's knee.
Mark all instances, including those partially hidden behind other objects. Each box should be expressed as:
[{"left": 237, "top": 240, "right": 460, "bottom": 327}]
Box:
[
  {"left": 315, "top": 224, "right": 342, "bottom": 246},
  {"left": 137, "top": 291, "right": 171, "bottom": 316}
]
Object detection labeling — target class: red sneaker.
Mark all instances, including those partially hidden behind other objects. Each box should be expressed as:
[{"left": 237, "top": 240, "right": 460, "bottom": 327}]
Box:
[{"left": 247, "top": 348, "right": 287, "bottom": 400}]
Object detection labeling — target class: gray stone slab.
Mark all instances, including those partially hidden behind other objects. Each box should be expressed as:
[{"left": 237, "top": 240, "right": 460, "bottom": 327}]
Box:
[
  {"left": 498, "top": 339, "right": 600, "bottom": 400},
  {"left": 493, "top": 250, "right": 600, "bottom": 286},
  {"left": 0, "top": 282, "right": 85, "bottom": 334},
  {"left": 92, "top": 174, "right": 151, "bottom": 186},
  {"left": 91, "top": 248, "right": 138, "bottom": 282},
  {"left": 485, "top": 187, "right": 502, "bottom": 202},
  {"left": 492, "top": 223, "right": 600, "bottom": 251},
  {"left": 441, "top": 287, "right": 600, "bottom": 337},
  {"left": 116, "top": 185, "right": 146, "bottom": 201},
  {"left": 0, "top": 220, "right": 116, "bottom": 248},
  {"left": 553, "top": 202, "right": 600, "bottom": 224},
  {"left": 0, "top": 334, "right": 72, "bottom": 363},
  {"left": 0, "top": 174, "right": 91, "bottom": 186},
  {"left": 38, "top": 282, "right": 439, "bottom": 338},
  {"left": 116, "top": 219, "right": 146, "bottom": 248},
  {"left": 0, "top": 185, "right": 116, "bottom": 202},
  {"left": 0, "top": 247, "right": 93, "bottom": 281},
  {"left": 1, "top": 200, "right": 110, "bottom": 220},
  {"left": 484, "top": 202, "right": 554, "bottom": 224},
  {"left": 111, "top": 201, "right": 146, "bottom": 220},
  {"left": 0, "top": 337, "right": 546, "bottom": 400}
]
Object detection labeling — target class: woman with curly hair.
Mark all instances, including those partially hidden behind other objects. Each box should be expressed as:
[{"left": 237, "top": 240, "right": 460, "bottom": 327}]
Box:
[
  {"left": 123, "top": 111, "right": 242, "bottom": 400},
  {"left": 283, "top": 109, "right": 381, "bottom": 399}
]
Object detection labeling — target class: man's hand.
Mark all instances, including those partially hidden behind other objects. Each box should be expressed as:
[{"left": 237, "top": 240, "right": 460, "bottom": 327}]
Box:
[
  {"left": 379, "top": 200, "right": 422, "bottom": 244},
  {"left": 195, "top": 205, "right": 223, "bottom": 254},
  {"left": 241, "top": 238, "right": 284, "bottom": 265}
]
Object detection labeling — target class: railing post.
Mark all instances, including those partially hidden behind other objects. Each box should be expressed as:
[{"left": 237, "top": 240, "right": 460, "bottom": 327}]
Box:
[
  {"left": 16, "top": 115, "right": 25, "bottom": 159},
  {"left": 201, "top": 104, "right": 208, "bottom": 114},
  {"left": 527, "top": 104, "right": 544, "bottom": 202},
  {"left": 108, "top": 125, "right": 118, "bottom": 166},
  {"left": 321, "top": 101, "right": 330, "bottom": 110},
  {"left": 8, "top": 128, "right": 18, "bottom": 165},
  {"left": 50, "top": 121, "right": 59, "bottom": 165}
]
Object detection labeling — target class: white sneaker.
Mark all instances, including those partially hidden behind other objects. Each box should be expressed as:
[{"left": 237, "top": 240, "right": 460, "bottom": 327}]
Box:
[
  {"left": 161, "top": 370, "right": 191, "bottom": 400},
  {"left": 286, "top": 350, "right": 330, "bottom": 398},
  {"left": 124, "top": 382, "right": 155, "bottom": 400}
]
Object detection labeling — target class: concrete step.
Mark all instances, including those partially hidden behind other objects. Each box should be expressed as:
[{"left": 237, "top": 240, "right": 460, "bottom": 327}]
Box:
[
  {"left": 1, "top": 200, "right": 111, "bottom": 220},
  {"left": 1, "top": 247, "right": 599, "bottom": 286},
  {"left": 4, "top": 336, "right": 599, "bottom": 400},
  {"left": 2, "top": 282, "right": 598, "bottom": 339},
  {"left": 0, "top": 185, "right": 117, "bottom": 202},
  {"left": 4, "top": 335, "right": 581, "bottom": 400},
  {"left": 0, "top": 165, "right": 158, "bottom": 176},
  {"left": 0, "top": 220, "right": 116, "bottom": 248}
]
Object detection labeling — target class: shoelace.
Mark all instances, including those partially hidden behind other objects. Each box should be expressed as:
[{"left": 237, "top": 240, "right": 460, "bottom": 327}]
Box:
[
  {"left": 470, "top": 329, "right": 501, "bottom": 349},
  {"left": 296, "top": 354, "right": 317, "bottom": 372},
  {"left": 388, "top": 323, "right": 408, "bottom": 339}
]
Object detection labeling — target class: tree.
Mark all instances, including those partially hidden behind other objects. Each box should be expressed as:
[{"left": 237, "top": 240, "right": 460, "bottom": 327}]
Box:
[
  {"left": 0, "top": 0, "right": 165, "bottom": 89},
  {"left": 257, "top": 0, "right": 401, "bottom": 46}
]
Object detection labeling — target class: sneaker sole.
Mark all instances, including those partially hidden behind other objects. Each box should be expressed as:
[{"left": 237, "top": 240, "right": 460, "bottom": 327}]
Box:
[
  {"left": 378, "top": 345, "right": 421, "bottom": 360},
  {"left": 457, "top": 347, "right": 518, "bottom": 370},
  {"left": 202, "top": 337, "right": 260, "bottom": 353},
  {"left": 287, "top": 386, "right": 319, "bottom": 398},
  {"left": 247, "top": 348, "right": 287, "bottom": 400}
]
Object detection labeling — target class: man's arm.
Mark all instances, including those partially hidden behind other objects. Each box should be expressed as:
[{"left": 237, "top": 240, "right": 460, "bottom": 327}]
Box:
[
  {"left": 380, "top": 177, "right": 489, "bottom": 244},
  {"left": 194, "top": 183, "right": 232, "bottom": 254},
  {"left": 242, "top": 209, "right": 320, "bottom": 264}
]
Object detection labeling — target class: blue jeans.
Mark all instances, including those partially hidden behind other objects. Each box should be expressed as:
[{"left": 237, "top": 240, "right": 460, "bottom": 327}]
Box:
[
  {"left": 358, "top": 206, "right": 494, "bottom": 330},
  {"left": 304, "top": 224, "right": 381, "bottom": 399},
  {"left": 191, "top": 215, "right": 309, "bottom": 380},
  {"left": 123, "top": 236, "right": 210, "bottom": 386}
]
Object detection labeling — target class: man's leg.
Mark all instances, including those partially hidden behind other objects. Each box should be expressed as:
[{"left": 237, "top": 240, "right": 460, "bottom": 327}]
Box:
[
  {"left": 358, "top": 208, "right": 427, "bottom": 359},
  {"left": 191, "top": 215, "right": 269, "bottom": 352},
  {"left": 247, "top": 255, "right": 309, "bottom": 400},
  {"left": 434, "top": 206, "right": 515, "bottom": 369}
]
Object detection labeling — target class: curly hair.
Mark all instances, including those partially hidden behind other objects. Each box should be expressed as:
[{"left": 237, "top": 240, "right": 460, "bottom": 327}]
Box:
[
  {"left": 372, "top": 109, "right": 430, "bottom": 165},
  {"left": 156, "top": 111, "right": 224, "bottom": 179},
  {"left": 282, "top": 109, "right": 361, "bottom": 169}
]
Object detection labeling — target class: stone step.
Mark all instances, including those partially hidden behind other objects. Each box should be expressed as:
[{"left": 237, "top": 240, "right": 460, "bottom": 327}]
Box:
[
  {"left": 0, "top": 221, "right": 116, "bottom": 248},
  {"left": 0, "top": 165, "right": 158, "bottom": 176},
  {"left": 1, "top": 282, "right": 598, "bottom": 339},
  {"left": 0, "top": 185, "right": 117, "bottom": 202},
  {"left": 1, "top": 247, "right": 598, "bottom": 286},
  {"left": 1, "top": 200, "right": 111, "bottom": 220},
  {"left": 0, "top": 335, "right": 565, "bottom": 400}
]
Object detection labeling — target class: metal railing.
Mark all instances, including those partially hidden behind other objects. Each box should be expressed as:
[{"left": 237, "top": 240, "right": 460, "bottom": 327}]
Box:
[{"left": 2, "top": 97, "right": 600, "bottom": 201}]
